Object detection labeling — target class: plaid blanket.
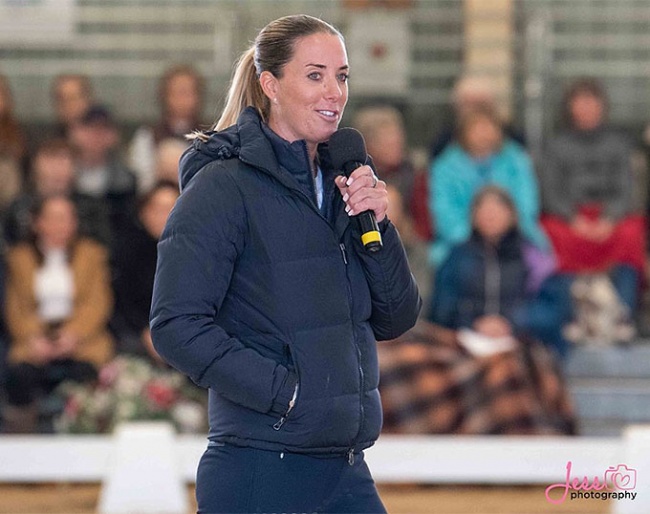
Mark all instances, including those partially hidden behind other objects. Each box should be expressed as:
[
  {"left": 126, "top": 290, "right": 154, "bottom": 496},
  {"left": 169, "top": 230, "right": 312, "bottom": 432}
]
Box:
[{"left": 378, "top": 321, "right": 576, "bottom": 435}]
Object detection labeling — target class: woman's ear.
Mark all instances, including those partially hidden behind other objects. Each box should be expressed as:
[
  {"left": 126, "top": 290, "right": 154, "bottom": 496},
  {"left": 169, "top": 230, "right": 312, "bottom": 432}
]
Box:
[{"left": 259, "top": 71, "right": 278, "bottom": 103}]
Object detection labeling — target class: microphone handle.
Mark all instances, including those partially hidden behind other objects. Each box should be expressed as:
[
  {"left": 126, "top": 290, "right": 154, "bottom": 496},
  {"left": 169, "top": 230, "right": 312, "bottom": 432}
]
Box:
[{"left": 342, "top": 162, "right": 383, "bottom": 252}]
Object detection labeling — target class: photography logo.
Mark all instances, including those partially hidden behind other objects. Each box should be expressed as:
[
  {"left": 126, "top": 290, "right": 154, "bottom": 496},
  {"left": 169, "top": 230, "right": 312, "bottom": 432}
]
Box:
[{"left": 545, "top": 461, "right": 638, "bottom": 505}]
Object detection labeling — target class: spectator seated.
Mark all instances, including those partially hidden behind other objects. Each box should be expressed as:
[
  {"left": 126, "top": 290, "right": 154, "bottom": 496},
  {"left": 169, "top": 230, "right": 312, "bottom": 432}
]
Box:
[
  {"left": 2, "top": 196, "right": 113, "bottom": 433},
  {"left": 382, "top": 187, "right": 574, "bottom": 435}
]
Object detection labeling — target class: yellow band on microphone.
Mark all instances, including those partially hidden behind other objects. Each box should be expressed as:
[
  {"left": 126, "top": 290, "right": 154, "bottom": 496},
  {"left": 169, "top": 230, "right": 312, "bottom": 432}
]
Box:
[{"left": 361, "top": 231, "right": 382, "bottom": 246}]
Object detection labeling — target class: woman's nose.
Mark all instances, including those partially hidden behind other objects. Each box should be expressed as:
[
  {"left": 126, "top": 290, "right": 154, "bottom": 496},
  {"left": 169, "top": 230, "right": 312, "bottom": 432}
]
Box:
[{"left": 323, "top": 77, "right": 342, "bottom": 100}]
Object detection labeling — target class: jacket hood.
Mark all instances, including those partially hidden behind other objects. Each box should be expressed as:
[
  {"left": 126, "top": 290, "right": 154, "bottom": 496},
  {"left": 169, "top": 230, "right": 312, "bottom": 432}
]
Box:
[
  {"left": 179, "top": 107, "right": 289, "bottom": 191},
  {"left": 178, "top": 125, "right": 241, "bottom": 191}
]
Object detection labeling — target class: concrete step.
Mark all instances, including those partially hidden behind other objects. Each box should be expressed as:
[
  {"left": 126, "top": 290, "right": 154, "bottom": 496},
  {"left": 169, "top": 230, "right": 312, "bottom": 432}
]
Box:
[
  {"left": 564, "top": 342, "right": 650, "bottom": 378},
  {"left": 575, "top": 419, "right": 629, "bottom": 437},
  {"left": 569, "top": 382, "right": 650, "bottom": 422}
]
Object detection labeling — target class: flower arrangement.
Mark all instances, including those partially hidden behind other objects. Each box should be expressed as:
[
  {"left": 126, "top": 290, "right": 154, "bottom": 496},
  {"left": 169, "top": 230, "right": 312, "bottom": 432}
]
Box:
[{"left": 55, "top": 356, "right": 207, "bottom": 434}]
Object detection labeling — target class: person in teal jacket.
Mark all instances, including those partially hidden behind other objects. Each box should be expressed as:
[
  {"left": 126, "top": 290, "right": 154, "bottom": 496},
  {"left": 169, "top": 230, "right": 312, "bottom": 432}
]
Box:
[{"left": 429, "top": 106, "right": 549, "bottom": 266}]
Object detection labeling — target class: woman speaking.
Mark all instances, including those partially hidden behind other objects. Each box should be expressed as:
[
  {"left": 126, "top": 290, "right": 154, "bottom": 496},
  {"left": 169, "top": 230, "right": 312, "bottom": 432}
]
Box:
[{"left": 150, "top": 14, "right": 420, "bottom": 513}]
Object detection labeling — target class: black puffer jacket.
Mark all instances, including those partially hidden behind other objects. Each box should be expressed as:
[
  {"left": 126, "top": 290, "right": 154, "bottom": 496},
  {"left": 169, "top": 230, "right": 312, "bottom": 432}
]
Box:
[
  {"left": 428, "top": 228, "right": 530, "bottom": 328},
  {"left": 150, "top": 108, "right": 420, "bottom": 455}
]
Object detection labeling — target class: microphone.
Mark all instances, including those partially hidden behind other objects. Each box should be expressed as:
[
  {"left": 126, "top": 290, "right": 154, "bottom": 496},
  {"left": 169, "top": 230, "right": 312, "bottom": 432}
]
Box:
[{"left": 329, "top": 127, "right": 383, "bottom": 252}]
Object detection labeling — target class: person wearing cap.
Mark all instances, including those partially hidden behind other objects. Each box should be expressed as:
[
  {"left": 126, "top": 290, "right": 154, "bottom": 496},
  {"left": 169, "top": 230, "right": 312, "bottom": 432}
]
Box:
[{"left": 68, "top": 104, "right": 137, "bottom": 245}]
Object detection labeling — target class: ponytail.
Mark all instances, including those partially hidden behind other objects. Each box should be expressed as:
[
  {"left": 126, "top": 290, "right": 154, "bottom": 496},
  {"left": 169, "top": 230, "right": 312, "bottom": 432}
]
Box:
[{"left": 214, "top": 47, "right": 269, "bottom": 131}]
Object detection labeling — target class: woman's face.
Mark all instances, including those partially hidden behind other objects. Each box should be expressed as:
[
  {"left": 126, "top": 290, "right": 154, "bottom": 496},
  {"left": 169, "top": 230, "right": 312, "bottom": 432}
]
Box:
[
  {"left": 34, "top": 152, "right": 75, "bottom": 196},
  {"left": 464, "top": 116, "right": 502, "bottom": 160},
  {"left": 473, "top": 193, "right": 515, "bottom": 241},
  {"left": 140, "top": 187, "right": 178, "bottom": 240},
  {"left": 367, "top": 123, "right": 405, "bottom": 171},
  {"left": 164, "top": 73, "right": 201, "bottom": 120},
  {"left": 34, "top": 197, "right": 78, "bottom": 250},
  {"left": 570, "top": 92, "right": 604, "bottom": 131},
  {"left": 55, "top": 78, "right": 91, "bottom": 125},
  {"left": 263, "top": 33, "right": 349, "bottom": 157}
]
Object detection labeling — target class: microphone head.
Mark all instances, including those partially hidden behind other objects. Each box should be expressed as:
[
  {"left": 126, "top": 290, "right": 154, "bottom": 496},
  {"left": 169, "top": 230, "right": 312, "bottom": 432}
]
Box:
[{"left": 328, "top": 127, "right": 368, "bottom": 171}]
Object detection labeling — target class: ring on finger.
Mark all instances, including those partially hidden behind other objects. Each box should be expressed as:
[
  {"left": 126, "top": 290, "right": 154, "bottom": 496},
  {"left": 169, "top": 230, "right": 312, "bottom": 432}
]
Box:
[{"left": 371, "top": 174, "right": 378, "bottom": 188}]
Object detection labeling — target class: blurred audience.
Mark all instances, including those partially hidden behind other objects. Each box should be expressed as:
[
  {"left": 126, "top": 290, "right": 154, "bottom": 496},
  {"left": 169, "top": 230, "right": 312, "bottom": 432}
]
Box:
[
  {"left": 429, "top": 75, "right": 525, "bottom": 160},
  {"left": 0, "top": 236, "right": 8, "bottom": 390},
  {"left": 532, "top": 78, "right": 645, "bottom": 356},
  {"left": 128, "top": 64, "right": 204, "bottom": 192},
  {"left": 429, "top": 186, "right": 554, "bottom": 332},
  {"left": 69, "top": 105, "right": 137, "bottom": 243},
  {"left": 353, "top": 105, "right": 433, "bottom": 241},
  {"left": 2, "top": 196, "right": 113, "bottom": 433},
  {"left": 50, "top": 74, "right": 95, "bottom": 139},
  {"left": 429, "top": 106, "right": 549, "bottom": 267},
  {"left": 153, "top": 137, "right": 186, "bottom": 186},
  {"left": 110, "top": 181, "right": 179, "bottom": 363},
  {"left": 540, "top": 78, "right": 645, "bottom": 281},
  {"left": 0, "top": 75, "right": 27, "bottom": 163},
  {"left": 353, "top": 106, "right": 414, "bottom": 204},
  {"left": 379, "top": 187, "right": 573, "bottom": 435},
  {"left": 0, "top": 159, "right": 21, "bottom": 221},
  {"left": 385, "top": 184, "right": 432, "bottom": 310},
  {"left": 0, "top": 75, "right": 25, "bottom": 211},
  {"left": 4, "top": 138, "right": 111, "bottom": 247},
  {"left": 0, "top": 62, "right": 647, "bottom": 437}
]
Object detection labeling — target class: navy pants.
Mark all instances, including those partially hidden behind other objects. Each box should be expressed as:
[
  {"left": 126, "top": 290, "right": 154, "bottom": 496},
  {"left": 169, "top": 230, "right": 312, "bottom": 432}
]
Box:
[{"left": 196, "top": 443, "right": 387, "bottom": 514}]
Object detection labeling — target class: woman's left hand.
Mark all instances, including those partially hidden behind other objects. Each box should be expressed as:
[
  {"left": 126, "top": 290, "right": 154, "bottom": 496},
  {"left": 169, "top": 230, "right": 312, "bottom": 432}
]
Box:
[
  {"left": 335, "top": 165, "right": 388, "bottom": 222},
  {"left": 52, "top": 330, "right": 79, "bottom": 358}
]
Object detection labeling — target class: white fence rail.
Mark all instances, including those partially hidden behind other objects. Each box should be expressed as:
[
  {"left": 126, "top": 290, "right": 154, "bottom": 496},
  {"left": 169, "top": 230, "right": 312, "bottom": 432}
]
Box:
[{"left": 0, "top": 432, "right": 625, "bottom": 484}]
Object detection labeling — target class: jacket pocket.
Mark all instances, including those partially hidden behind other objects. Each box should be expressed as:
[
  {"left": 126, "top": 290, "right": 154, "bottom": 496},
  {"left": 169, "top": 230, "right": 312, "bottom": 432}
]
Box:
[{"left": 273, "top": 344, "right": 300, "bottom": 430}]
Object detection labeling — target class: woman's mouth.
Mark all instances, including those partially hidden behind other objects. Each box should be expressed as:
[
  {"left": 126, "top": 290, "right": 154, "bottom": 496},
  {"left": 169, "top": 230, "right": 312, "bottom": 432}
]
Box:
[{"left": 316, "top": 109, "right": 339, "bottom": 120}]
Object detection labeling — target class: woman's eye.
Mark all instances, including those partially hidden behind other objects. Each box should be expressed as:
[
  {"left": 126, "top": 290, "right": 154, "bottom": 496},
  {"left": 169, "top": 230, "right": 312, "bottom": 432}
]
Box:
[
  {"left": 308, "top": 72, "right": 321, "bottom": 80},
  {"left": 338, "top": 73, "right": 349, "bottom": 83}
]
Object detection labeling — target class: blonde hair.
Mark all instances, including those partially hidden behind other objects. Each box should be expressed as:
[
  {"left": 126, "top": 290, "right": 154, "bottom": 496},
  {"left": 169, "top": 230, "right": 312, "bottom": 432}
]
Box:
[
  {"left": 215, "top": 47, "right": 267, "bottom": 132},
  {"left": 211, "top": 14, "right": 343, "bottom": 133}
]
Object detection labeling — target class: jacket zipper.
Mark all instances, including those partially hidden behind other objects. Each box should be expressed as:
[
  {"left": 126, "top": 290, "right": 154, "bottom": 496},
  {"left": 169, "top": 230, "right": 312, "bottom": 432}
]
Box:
[
  {"left": 340, "top": 242, "right": 365, "bottom": 462},
  {"left": 339, "top": 243, "right": 348, "bottom": 264},
  {"left": 273, "top": 380, "right": 299, "bottom": 431}
]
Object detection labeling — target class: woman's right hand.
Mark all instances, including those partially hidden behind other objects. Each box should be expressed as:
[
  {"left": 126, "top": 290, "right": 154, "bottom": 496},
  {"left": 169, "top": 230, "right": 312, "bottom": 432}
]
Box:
[{"left": 335, "top": 166, "right": 388, "bottom": 222}]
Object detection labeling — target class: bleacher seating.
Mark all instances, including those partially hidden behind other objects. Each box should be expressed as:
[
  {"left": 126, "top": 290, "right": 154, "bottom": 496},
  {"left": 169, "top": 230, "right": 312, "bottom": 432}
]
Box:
[{"left": 565, "top": 343, "right": 650, "bottom": 436}]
